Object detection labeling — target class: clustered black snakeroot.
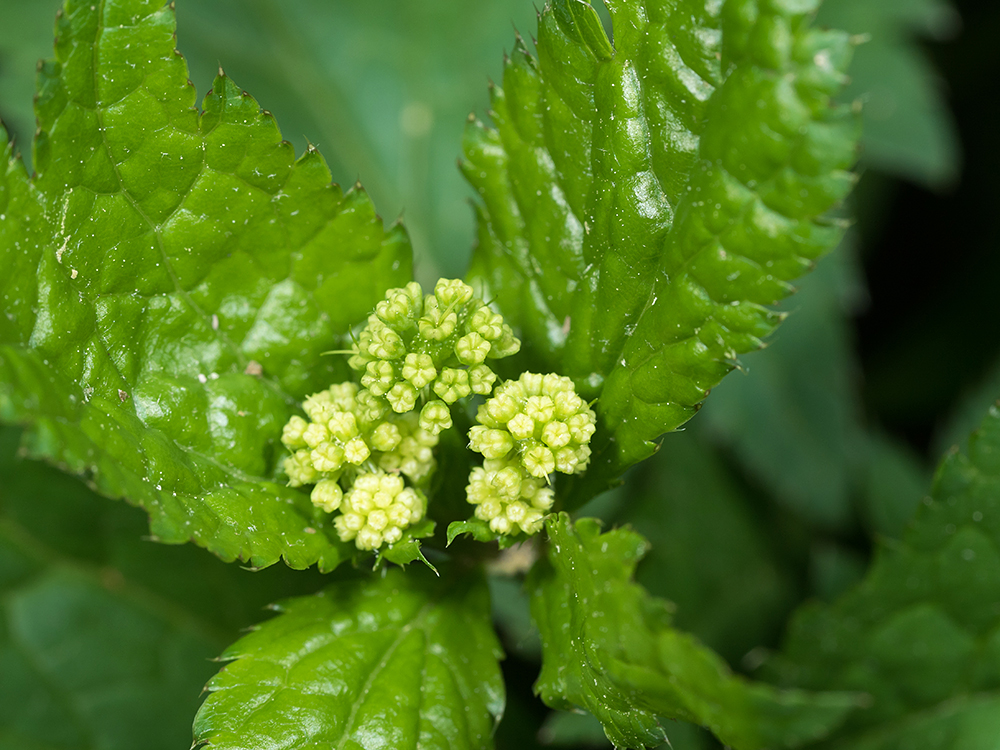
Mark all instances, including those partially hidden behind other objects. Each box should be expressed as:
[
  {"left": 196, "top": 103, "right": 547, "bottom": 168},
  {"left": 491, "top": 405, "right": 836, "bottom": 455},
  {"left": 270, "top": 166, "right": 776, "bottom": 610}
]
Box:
[{"left": 280, "top": 278, "right": 596, "bottom": 549}]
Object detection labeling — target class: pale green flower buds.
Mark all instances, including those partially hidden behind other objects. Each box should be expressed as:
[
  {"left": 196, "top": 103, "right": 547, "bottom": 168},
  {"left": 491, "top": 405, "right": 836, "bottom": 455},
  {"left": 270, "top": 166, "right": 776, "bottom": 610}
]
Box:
[
  {"left": 434, "top": 368, "right": 471, "bottom": 404},
  {"left": 279, "top": 279, "right": 603, "bottom": 550},
  {"left": 311, "top": 479, "right": 343, "bottom": 512},
  {"left": 280, "top": 381, "right": 441, "bottom": 550},
  {"left": 419, "top": 401, "right": 453, "bottom": 436},
  {"left": 469, "top": 372, "right": 596, "bottom": 480},
  {"left": 347, "top": 278, "right": 520, "bottom": 417},
  {"left": 334, "top": 472, "right": 427, "bottom": 550},
  {"left": 465, "top": 457, "right": 554, "bottom": 536}
]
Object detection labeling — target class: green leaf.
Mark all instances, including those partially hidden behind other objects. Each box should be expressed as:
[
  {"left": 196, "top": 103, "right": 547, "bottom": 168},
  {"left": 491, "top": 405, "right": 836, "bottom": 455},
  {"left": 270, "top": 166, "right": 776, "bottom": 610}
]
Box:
[
  {"left": 816, "top": 0, "right": 961, "bottom": 186},
  {"left": 0, "top": 425, "right": 330, "bottom": 748},
  {"left": 528, "top": 514, "right": 860, "bottom": 750},
  {"left": 449, "top": 518, "right": 500, "bottom": 546},
  {"left": 463, "top": 0, "right": 858, "bottom": 494},
  {"left": 193, "top": 567, "right": 505, "bottom": 750},
  {"left": 0, "top": 0, "right": 412, "bottom": 570},
  {"left": 376, "top": 517, "right": 438, "bottom": 571},
  {"left": 615, "top": 430, "right": 799, "bottom": 665},
  {"left": 768, "top": 402, "right": 1000, "bottom": 748}
]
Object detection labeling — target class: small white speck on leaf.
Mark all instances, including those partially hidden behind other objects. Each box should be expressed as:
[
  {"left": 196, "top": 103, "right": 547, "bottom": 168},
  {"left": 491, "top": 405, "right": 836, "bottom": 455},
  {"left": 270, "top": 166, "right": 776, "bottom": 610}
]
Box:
[{"left": 245, "top": 360, "right": 263, "bottom": 377}]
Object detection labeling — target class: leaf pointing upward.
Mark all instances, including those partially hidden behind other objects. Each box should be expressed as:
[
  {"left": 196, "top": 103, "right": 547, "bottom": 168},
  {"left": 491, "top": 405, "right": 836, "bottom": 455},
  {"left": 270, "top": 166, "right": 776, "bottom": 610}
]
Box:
[
  {"left": 463, "top": 0, "right": 858, "bottom": 498},
  {"left": 0, "top": 0, "right": 412, "bottom": 570}
]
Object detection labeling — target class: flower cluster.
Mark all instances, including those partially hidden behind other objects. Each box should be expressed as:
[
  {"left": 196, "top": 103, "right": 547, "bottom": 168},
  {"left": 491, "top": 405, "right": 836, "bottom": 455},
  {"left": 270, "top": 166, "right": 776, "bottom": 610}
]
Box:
[
  {"left": 348, "top": 279, "right": 520, "bottom": 425},
  {"left": 466, "top": 457, "right": 554, "bottom": 535},
  {"left": 280, "top": 382, "right": 438, "bottom": 533},
  {"left": 465, "top": 372, "right": 596, "bottom": 536},
  {"left": 278, "top": 279, "right": 597, "bottom": 551},
  {"left": 333, "top": 472, "right": 427, "bottom": 551}
]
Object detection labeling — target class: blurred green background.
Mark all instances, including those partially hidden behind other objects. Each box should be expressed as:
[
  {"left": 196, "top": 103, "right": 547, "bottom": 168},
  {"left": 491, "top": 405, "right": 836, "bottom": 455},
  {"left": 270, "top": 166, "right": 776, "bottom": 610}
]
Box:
[{"left": 1, "top": 0, "right": 998, "bottom": 748}]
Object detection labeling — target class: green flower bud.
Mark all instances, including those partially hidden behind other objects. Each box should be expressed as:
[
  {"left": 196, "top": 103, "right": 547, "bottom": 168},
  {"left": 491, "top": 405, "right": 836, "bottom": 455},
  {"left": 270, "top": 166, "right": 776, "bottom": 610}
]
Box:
[
  {"left": 284, "top": 450, "right": 319, "bottom": 488},
  {"left": 362, "top": 360, "right": 396, "bottom": 396},
  {"left": 434, "top": 368, "right": 472, "bottom": 404},
  {"left": 419, "top": 400, "right": 452, "bottom": 436},
  {"left": 523, "top": 443, "right": 556, "bottom": 478},
  {"left": 401, "top": 352, "right": 436, "bottom": 389},
  {"left": 524, "top": 395, "right": 555, "bottom": 423},
  {"left": 345, "top": 279, "right": 520, "bottom": 420},
  {"left": 368, "top": 319, "right": 406, "bottom": 359},
  {"left": 311, "top": 441, "right": 345, "bottom": 473},
  {"left": 344, "top": 437, "right": 371, "bottom": 465},
  {"left": 281, "top": 415, "right": 309, "bottom": 450},
  {"left": 506, "top": 413, "right": 535, "bottom": 441},
  {"left": 482, "top": 392, "right": 519, "bottom": 425},
  {"left": 311, "top": 479, "right": 343, "bottom": 512},
  {"left": 370, "top": 422, "right": 402, "bottom": 452},
  {"left": 541, "top": 420, "right": 572, "bottom": 449},
  {"left": 434, "top": 278, "right": 474, "bottom": 307},
  {"left": 376, "top": 412, "right": 440, "bottom": 482},
  {"left": 468, "top": 371, "right": 597, "bottom": 481},
  {"left": 327, "top": 382, "right": 360, "bottom": 410},
  {"left": 469, "top": 425, "right": 515, "bottom": 459},
  {"left": 334, "top": 472, "right": 427, "bottom": 551},
  {"left": 375, "top": 281, "right": 423, "bottom": 328},
  {"left": 327, "top": 411, "right": 359, "bottom": 441},
  {"left": 488, "top": 327, "right": 521, "bottom": 358},
  {"left": 356, "top": 389, "right": 389, "bottom": 422},
  {"left": 465, "top": 456, "right": 552, "bottom": 536},
  {"left": 303, "top": 392, "right": 336, "bottom": 423},
  {"left": 468, "top": 364, "right": 497, "bottom": 396},
  {"left": 387, "top": 381, "right": 418, "bottom": 413},
  {"left": 469, "top": 305, "right": 504, "bottom": 341},
  {"left": 418, "top": 300, "right": 459, "bottom": 341},
  {"left": 302, "top": 422, "right": 330, "bottom": 449},
  {"left": 455, "top": 332, "right": 491, "bottom": 365}
]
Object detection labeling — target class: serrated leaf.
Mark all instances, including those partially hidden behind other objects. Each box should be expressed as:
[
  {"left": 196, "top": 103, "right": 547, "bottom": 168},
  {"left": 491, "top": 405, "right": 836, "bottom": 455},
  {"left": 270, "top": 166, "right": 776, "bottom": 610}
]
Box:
[
  {"left": 463, "top": 0, "right": 858, "bottom": 495},
  {"left": 615, "top": 429, "right": 798, "bottom": 665},
  {"left": 449, "top": 518, "right": 500, "bottom": 546},
  {"left": 528, "top": 514, "right": 860, "bottom": 750},
  {"left": 193, "top": 566, "right": 505, "bottom": 750},
  {"left": 0, "top": 425, "right": 330, "bottom": 748},
  {"left": 0, "top": 0, "right": 412, "bottom": 570},
  {"left": 767, "top": 402, "right": 1000, "bottom": 749},
  {"left": 376, "top": 517, "right": 438, "bottom": 571}
]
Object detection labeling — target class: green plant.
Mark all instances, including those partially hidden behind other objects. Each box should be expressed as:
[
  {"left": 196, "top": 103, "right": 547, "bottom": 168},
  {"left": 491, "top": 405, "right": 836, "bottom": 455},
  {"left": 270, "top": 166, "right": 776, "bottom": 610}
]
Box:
[{"left": 1, "top": 1, "right": 994, "bottom": 749}]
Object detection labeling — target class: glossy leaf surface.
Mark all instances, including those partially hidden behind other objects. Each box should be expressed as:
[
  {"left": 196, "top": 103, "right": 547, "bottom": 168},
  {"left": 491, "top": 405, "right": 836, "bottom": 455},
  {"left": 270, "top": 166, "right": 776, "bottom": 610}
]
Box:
[
  {"left": 194, "top": 567, "right": 505, "bottom": 750},
  {"left": 528, "top": 514, "right": 859, "bottom": 750},
  {"left": 463, "top": 0, "right": 858, "bottom": 494},
  {"left": 0, "top": 0, "right": 411, "bottom": 570},
  {"left": 769, "top": 402, "right": 1000, "bottom": 749}
]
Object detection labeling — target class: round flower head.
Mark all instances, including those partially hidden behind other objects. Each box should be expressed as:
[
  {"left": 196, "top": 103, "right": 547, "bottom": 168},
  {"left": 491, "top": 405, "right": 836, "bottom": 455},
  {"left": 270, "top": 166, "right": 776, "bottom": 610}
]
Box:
[
  {"left": 346, "top": 278, "right": 521, "bottom": 416},
  {"left": 469, "top": 372, "right": 596, "bottom": 479},
  {"left": 280, "top": 382, "right": 442, "bottom": 493},
  {"left": 334, "top": 472, "right": 427, "bottom": 550},
  {"left": 465, "top": 456, "right": 554, "bottom": 536}
]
